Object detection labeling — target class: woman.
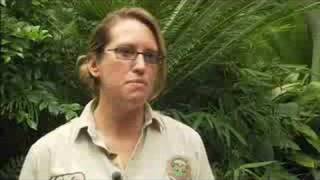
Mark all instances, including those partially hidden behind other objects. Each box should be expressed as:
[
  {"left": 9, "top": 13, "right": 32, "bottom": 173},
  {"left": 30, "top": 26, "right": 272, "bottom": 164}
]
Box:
[{"left": 19, "top": 7, "right": 214, "bottom": 180}]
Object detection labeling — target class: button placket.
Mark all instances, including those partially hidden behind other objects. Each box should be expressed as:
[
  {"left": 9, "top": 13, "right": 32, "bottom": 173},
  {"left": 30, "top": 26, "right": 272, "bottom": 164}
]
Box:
[{"left": 122, "top": 127, "right": 147, "bottom": 179}]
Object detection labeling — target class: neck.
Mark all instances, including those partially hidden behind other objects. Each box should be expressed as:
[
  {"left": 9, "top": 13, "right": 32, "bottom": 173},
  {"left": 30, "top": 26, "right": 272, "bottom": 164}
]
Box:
[{"left": 93, "top": 96, "right": 145, "bottom": 138}]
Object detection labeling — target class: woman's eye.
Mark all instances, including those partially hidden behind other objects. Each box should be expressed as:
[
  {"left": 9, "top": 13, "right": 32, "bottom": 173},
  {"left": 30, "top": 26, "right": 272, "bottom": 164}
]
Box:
[
  {"left": 146, "top": 52, "right": 159, "bottom": 60},
  {"left": 118, "top": 47, "right": 135, "bottom": 55},
  {"left": 145, "top": 51, "right": 156, "bottom": 57}
]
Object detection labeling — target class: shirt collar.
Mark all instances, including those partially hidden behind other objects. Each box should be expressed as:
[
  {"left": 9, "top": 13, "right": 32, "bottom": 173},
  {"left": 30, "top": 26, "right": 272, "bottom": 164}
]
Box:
[
  {"left": 144, "top": 103, "right": 165, "bottom": 132},
  {"left": 72, "top": 100, "right": 164, "bottom": 142}
]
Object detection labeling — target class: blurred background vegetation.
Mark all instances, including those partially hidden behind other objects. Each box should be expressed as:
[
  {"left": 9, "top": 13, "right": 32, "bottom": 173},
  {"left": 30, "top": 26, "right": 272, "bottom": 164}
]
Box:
[{"left": 1, "top": 0, "right": 320, "bottom": 179}]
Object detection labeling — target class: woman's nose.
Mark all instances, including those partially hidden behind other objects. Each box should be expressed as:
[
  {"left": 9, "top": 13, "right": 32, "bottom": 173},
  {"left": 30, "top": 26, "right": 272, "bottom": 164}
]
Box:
[{"left": 131, "top": 54, "right": 146, "bottom": 74}]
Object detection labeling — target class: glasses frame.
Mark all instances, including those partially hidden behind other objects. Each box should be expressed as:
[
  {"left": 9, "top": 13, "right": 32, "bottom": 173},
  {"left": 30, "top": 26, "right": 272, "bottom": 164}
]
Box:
[{"left": 105, "top": 47, "right": 163, "bottom": 65}]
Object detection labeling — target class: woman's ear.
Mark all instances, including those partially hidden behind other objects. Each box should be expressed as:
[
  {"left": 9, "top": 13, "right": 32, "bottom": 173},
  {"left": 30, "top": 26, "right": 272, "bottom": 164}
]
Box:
[{"left": 87, "top": 56, "right": 100, "bottom": 78}]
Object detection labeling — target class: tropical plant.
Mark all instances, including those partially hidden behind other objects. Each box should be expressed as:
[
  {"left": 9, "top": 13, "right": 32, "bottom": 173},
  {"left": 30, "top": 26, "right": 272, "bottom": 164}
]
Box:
[{"left": 0, "top": 0, "right": 82, "bottom": 177}]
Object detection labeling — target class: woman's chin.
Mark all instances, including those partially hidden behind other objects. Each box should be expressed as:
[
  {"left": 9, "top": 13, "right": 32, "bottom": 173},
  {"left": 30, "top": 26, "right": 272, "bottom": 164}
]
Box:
[{"left": 124, "top": 93, "right": 148, "bottom": 104}]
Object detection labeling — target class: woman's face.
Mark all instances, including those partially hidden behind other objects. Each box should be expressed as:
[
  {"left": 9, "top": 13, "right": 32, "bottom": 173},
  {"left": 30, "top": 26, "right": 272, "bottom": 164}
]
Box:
[{"left": 89, "top": 19, "right": 159, "bottom": 106}]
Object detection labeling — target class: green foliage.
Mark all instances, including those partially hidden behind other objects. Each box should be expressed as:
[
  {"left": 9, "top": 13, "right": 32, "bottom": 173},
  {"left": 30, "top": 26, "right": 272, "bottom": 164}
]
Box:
[
  {"left": 1, "top": 0, "right": 82, "bottom": 130},
  {"left": 0, "top": 156, "right": 24, "bottom": 180},
  {"left": 228, "top": 161, "right": 276, "bottom": 180},
  {"left": 273, "top": 76, "right": 320, "bottom": 174}
]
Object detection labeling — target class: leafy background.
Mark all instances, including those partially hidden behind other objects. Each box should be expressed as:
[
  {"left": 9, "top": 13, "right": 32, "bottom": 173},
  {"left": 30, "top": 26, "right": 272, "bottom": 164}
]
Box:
[{"left": 1, "top": 0, "right": 320, "bottom": 179}]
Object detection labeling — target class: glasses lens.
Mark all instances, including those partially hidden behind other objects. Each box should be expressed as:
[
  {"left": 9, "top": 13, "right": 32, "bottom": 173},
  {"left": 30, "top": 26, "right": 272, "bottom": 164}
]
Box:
[
  {"left": 113, "top": 46, "right": 162, "bottom": 64},
  {"left": 115, "top": 47, "right": 136, "bottom": 60},
  {"left": 144, "top": 52, "right": 160, "bottom": 64}
]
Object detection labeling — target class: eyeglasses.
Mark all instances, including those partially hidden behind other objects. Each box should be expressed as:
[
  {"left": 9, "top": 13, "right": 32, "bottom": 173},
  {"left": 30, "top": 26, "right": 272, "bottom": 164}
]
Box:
[{"left": 105, "top": 46, "right": 163, "bottom": 64}]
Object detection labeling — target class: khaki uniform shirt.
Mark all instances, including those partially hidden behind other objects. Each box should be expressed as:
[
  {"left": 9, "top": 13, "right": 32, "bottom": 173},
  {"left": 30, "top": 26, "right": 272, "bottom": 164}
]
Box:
[{"left": 19, "top": 101, "right": 214, "bottom": 180}]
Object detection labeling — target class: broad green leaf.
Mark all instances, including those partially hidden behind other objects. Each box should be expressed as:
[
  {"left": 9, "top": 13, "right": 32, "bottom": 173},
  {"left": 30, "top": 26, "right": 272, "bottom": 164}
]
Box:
[
  {"left": 69, "top": 103, "right": 82, "bottom": 110},
  {"left": 284, "top": 73, "right": 300, "bottom": 83},
  {"left": 32, "top": 0, "right": 41, "bottom": 6},
  {"left": 239, "top": 161, "right": 276, "bottom": 169},
  {"left": 0, "top": 0, "right": 6, "bottom": 6},
  {"left": 39, "top": 101, "right": 48, "bottom": 111},
  {"left": 4, "top": 56, "right": 11, "bottom": 63},
  {"left": 290, "top": 152, "right": 317, "bottom": 168},
  {"left": 293, "top": 122, "right": 318, "bottom": 140},
  {"left": 16, "top": 111, "right": 28, "bottom": 124},
  {"left": 306, "top": 138, "right": 320, "bottom": 153},
  {"left": 26, "top": 119, "right": 38, "bottom": 130},
  {"left": 26, "top": 93, "right": 42, "bottom": 104},
  {"left": 223, "top": 122, "right": 247, "bottom": 146},
  {"left": 1, "top": 39, "right": 10, "bottom": 45},
  {"left": 271, "top": 82, "right": 302, "bottom": 101},
  {"left": 48, "top": 104, "right": 60, "bottom": 116},
  {"left": 241, "top": 169, "right": 261, "bottom": 179},
  {"left": 65, "top": 111, "right": 78, "bottom": 121},
  {"left": 278, "top": 138, "right": 301, "bottom": 151}
]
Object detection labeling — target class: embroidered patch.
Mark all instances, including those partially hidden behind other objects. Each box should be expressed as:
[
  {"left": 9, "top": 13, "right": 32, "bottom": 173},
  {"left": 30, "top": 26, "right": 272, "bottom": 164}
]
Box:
[
  {"left": 49, "top": 172, "right": 85, "bottom": 180},
  {"left": 167, "top": 156, "right": 192, "bottom": 180}
]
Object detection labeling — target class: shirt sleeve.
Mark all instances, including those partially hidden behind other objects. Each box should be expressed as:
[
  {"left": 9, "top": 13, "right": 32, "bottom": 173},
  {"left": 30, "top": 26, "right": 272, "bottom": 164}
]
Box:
[
  {"left": 19, "top": 146, "right": 37, "bottom": 180},
  {"left": 19, "top": 143, "right": 50, "bottom": 180}
]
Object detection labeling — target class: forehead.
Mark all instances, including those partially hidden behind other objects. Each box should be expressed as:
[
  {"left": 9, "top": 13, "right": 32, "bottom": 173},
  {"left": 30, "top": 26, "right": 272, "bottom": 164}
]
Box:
[{"left": 107, "top": 19, "right": 158, "bottom": 50}]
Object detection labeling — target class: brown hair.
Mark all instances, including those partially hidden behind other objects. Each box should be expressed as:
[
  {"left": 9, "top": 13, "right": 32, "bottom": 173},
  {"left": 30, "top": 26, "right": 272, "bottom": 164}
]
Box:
[{"left": 77, "top": 7, "right": 167, "bottom": 101}]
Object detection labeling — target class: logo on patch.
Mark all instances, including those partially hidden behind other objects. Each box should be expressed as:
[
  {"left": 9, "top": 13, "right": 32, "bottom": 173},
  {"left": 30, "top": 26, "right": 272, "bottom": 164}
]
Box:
[{"left": 167, "top": 156, "right": 192, "bottom": 180}]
